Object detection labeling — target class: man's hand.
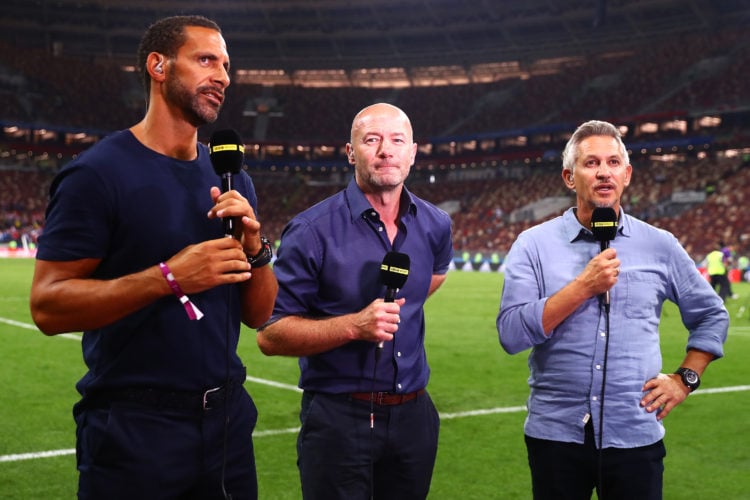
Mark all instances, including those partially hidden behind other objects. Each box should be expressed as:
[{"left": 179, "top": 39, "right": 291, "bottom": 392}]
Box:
[
  {"left": 640, "top": 373, "right": 689, "bottom": 421},
  {"left": 351, "top": 297, "right": 406, "bottom": 345},
  {"left": 166, "top": 237, "right": 251, "bottom": 293}
]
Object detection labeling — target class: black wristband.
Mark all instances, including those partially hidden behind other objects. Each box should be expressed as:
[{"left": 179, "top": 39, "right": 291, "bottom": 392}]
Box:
[{"left": 246, "top": 236, "right": 273, "bottom": 268}]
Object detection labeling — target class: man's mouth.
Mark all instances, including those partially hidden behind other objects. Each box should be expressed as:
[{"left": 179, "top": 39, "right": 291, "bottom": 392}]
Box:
[{"left": 202, "top": 89, "right": 224, "bottom": 106}]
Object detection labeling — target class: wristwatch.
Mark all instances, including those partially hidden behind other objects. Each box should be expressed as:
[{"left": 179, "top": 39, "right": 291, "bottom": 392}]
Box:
[
  {"left": 675, "top": 367, "right": 700, "bottom": 392},
  {"left": 246, "top": 236, "right": 273, "bottom": 268}
]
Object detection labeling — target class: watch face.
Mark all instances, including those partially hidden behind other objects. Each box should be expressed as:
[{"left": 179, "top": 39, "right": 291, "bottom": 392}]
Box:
[{"left": 685, "top": 371, "right": 699, "bottom": 385}]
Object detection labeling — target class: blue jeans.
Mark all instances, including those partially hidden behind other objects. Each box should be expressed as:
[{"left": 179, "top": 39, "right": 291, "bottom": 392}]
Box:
[{"left": 297, "top": 390, "right": 440, "bottom": 500}]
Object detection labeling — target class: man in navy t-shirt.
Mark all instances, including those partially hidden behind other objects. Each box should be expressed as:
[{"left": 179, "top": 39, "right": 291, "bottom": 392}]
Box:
[{"left": 30, "top": 15, "right": 277, "bottom": 500}]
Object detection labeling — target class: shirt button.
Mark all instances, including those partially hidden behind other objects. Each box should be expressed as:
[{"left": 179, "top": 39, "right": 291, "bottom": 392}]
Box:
[
  {"left": 595, "top": 364, "right": 602, "bottom": 370},
  {"left": 397, "top": 383, "right": 402, "bottom": 390},
  {"left": 600, "top": 331, "right": 606, "bottom": 337},
  {"left": 378, "top": 227, "right": 383, "bottom": 232},
  {"left": 592, "top": 396, "right": 598, "bottom": 401},
  {"left": 397, "top": 351, "right": 402, "bottom": 357}
]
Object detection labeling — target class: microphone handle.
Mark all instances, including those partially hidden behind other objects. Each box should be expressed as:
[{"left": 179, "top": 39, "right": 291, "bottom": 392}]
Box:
[
  {"left": 378, "top": 287, "right": 399, "bottom": 348},
  {"left": 221, "top": 173, "right": 234, "bottom": 236}
]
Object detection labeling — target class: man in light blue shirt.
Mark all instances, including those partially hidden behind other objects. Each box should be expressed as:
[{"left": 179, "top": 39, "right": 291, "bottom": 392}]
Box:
[{"left": 497, "top": 120, "right": 728, "bottom": 500}]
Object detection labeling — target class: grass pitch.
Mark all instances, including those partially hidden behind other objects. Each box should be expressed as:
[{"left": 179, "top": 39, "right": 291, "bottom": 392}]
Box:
[{"left": 1, "top": 259, "right": 748, "bottom": 499}]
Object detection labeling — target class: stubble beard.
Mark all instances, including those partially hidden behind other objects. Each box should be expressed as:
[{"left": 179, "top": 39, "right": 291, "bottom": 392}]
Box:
[{"left": 164, "top": 78, "right": 221, "bottom": 127}]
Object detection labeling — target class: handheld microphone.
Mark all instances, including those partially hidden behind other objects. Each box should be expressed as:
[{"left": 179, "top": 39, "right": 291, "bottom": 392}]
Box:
[
  {"left": 209, "top": 129, "right": 245, "bottom": 237},
  {"left": 591, "top": 206, "right": 618, "bottom": 251},
  {"left": 378, "top": 252, "right": 410, "bottom": 348},
  {"left": 591, "top": 207, "right": 618, "bottom": 306}
]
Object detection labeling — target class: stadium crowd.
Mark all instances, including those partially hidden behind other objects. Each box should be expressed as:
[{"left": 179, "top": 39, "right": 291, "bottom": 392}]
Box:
[{"left": 1, "top": 28, "right": 749, "bottom": 265}]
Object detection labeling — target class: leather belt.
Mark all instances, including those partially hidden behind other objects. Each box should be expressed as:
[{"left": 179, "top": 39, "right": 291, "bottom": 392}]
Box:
[
  {"left": 80, "top": 382, "right": 238, "bottom": 412},
  {"left": 349, "top": 389, "right": 425, "bottom": 406}
]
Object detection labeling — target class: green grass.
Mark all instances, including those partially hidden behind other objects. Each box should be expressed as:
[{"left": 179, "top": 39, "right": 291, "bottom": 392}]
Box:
[{"left": 1, "top": 259, "right": 748, "bottom": 499}]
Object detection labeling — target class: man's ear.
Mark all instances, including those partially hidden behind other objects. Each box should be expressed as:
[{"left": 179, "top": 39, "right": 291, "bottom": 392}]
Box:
[
  {"left": 148, "top": 53, "right": 166, "bottom": 80},
  {"left": 563, "top": 169, "right": 575, "bottom": 188}
]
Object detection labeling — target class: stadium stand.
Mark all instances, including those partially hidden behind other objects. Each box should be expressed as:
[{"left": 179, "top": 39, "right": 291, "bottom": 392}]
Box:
[{"left": 1, "top": 7, "right": 749, "bottom": 266}]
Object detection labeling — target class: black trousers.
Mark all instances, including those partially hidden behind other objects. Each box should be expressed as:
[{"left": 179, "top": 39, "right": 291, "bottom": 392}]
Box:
[
  {"left": 297, "top": 391, "right": 440, "bottom": 500},
  {"left": 525, "top": 421, "right": 665, "bottom": 500},
  {"left": 74, "top": 386, "right": 258, "bottom": 500},
  {"left": 709, "top": 273, "right": 732, "bottom": 301}
]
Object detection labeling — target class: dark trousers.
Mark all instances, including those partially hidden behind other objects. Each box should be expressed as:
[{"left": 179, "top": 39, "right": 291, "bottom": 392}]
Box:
[
  {"left": 525, "top": 421, "right": 665, "bottom": 500},
  {"left": 297, "top": 391, "right": 440, "bottom": 500},
  {"left": 74, "top": 386, "right": 258, "bottom": 500},
  {"left": 709, "top": 273, "right": 731, "bottom": 301}
]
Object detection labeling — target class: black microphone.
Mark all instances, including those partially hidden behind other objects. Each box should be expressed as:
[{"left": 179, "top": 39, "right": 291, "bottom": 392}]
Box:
[
  {"left": 209, "top": 129, "right": 245, "bottom": 237},
  {"left": 378, "top": 252, "right": 410, "bottom": 348},
  {"left": 591, "top": 206, "right": 618, "bottom": 251},
  {"left": 380, "top": 251, "right": 410, "bottom": 302},
  {"left": 591, "top": 207, "right": 618, "bottom": 306}
]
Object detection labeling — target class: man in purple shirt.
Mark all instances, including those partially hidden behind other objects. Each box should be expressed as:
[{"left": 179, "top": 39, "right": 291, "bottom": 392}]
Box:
[
  {"left": 497, "top": 120, "right": 728, "bottom": 500},
  {"left": 257, "top": 103, "right": 453, "bottom": 500}
]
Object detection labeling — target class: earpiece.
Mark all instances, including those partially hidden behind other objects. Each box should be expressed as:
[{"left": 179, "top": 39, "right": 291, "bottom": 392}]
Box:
[
  {"left": 155, "top": 60, "right": 164, "bottom": 74},
  {"left": 568, "top": 175, "right": 574, "bottom": 182}
]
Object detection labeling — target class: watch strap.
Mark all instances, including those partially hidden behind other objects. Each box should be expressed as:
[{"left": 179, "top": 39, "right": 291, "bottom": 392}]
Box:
[{"left": 247, "top": 236, "right": 273, "bottom": 268}]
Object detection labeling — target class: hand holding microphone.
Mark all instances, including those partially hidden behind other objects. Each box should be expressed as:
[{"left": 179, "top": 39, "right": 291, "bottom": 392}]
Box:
[
  {"left": 377, "top": 252, "right": 410, "bottom": 348},
  {"left": 590, "top": 207, "right": 619, "bottom": 307}
]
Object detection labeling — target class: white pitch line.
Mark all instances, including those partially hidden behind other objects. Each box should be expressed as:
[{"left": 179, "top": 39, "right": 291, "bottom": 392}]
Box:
[
  {"left": 246, "top": 376, "right": 301, "bottom": 392},
  {"left": 440, "top": 406, "right": 527, "bottom": 419},
  {"left": 0, "top": 448, "right": 75, "bottom": 463},
  {"left": 5, "top": 384, "right": 750, "bottom": 464},
  {"left": 0, "top": 317, "right": 82, "bottom": 340},
  {"left": 2, "top": 316, "right": 750, "bottom": 464}
]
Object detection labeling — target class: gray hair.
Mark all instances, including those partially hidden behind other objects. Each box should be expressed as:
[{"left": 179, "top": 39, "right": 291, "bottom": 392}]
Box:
[{"left": 562, "top": 120, "right": 629, "bottom": 172}]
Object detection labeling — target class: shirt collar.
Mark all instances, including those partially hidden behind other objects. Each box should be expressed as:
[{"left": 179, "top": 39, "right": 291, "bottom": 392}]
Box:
[{"left": 345, "top": 177, "right": 417, "bottom": 222}]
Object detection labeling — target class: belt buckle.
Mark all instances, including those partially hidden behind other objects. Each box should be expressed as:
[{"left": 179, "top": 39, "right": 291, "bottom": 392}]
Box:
[{"left": 202, "top": 386, "right": 222, "bottom": 410}]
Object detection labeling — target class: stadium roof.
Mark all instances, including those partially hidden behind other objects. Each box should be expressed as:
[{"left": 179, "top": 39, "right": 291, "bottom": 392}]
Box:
[{"left": 2, "top": 0, "right": 749, "bottom": 76}]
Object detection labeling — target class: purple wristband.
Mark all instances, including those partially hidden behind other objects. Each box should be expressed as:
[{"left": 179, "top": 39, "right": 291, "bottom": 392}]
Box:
[{"left": 158, "top": 262, "right": 204, "bottom": 321}]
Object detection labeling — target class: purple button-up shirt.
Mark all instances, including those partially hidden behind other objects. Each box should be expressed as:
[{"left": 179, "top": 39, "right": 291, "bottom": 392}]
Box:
[{"left": 269, "top": 178, "right": 453, "bottom": 394}]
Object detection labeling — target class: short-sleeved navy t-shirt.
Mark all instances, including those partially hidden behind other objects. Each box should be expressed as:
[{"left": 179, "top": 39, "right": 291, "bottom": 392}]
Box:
[{"left": 38, "top": 130, "right": 258, "bottom": 394}]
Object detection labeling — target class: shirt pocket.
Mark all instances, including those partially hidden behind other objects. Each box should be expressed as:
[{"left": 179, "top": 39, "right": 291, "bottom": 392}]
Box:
[{"left": 623, "top": 271, "right": 663, "bottom": 320}]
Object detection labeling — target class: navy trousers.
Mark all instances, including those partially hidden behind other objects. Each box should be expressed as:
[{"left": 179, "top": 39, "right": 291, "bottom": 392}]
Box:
[
  {"left": 297, "top": 391, "right": 440, "bottom": 500},
  {"left": 74, "top": 385, "right": 258, "bottom": 500},
  {"left": 525, "top": 421, "right": 665, "bottom": 500}
]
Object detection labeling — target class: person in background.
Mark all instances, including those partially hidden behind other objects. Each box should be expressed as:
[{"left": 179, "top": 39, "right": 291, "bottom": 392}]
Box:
[
  {"left": 721, "top": 242, "right": 739, "bottom": 298},
  {"left": 257, "top": 103, "right": 453, "bottom": 500},
  {"left": 29, "top": 15, "right": 277, "bottom": 500},
  {"left": 707, "top": 241, "right": 732, "bottom": 302},
  {"left": 738, "top": 253, "right": 749, "bottom": 281},
  {"left": 496, "top": 120, "right": 728, "bottom": 500}
]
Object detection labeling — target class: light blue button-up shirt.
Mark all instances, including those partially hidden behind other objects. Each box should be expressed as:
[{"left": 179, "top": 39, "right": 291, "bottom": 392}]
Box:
[{"left": 497, "top": 207, "right": 728, "bottom": 448}]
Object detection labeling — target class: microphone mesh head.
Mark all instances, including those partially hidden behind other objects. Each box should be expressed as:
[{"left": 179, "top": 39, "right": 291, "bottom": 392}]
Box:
[
  {"left": 591, "top": 207, "right": 618, "bottom": 242},
  {"left": 209, "top": 129, "right": 244, "bottom": 175},
  {"left": 380, "top": 252, "right": 410, "bottom": 289}
]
